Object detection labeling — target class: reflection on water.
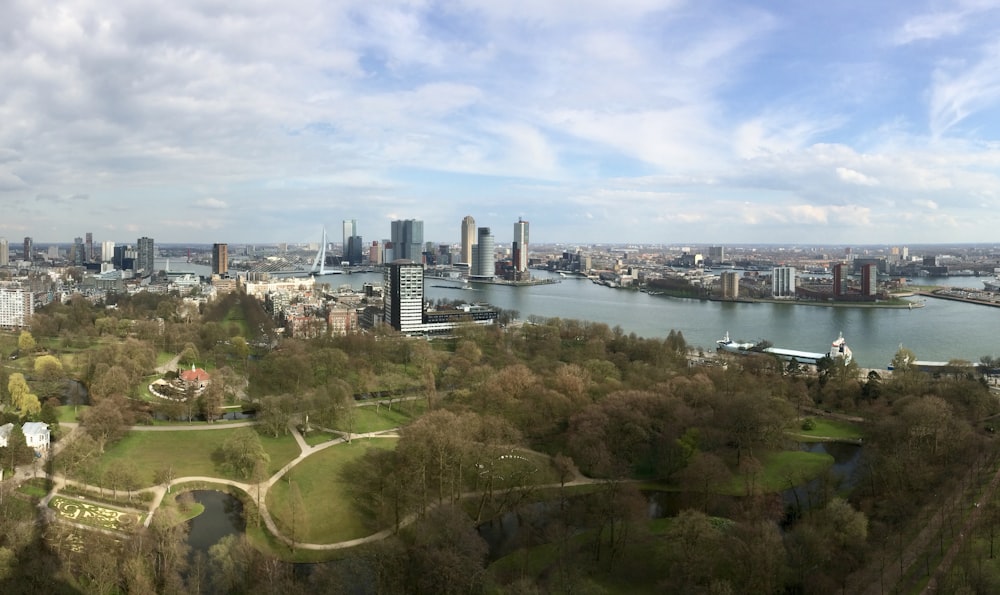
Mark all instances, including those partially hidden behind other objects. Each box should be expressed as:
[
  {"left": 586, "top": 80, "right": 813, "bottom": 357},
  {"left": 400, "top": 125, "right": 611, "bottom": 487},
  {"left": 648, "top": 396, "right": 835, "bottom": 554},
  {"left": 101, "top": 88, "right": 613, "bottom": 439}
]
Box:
[{"left": 186, "top": 490, "right": 245, "bottom": 555}]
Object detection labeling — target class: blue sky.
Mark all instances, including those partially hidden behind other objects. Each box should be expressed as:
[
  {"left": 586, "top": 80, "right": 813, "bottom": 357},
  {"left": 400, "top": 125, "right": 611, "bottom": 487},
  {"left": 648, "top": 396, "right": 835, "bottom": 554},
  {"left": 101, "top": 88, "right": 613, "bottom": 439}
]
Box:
[{"left": 2, "top": 0, "right": 1000, "bottom": 247}]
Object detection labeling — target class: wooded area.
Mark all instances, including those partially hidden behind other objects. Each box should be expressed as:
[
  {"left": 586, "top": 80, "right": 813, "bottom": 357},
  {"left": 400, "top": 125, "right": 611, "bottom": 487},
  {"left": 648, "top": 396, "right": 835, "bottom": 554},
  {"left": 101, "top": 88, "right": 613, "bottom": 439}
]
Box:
[{"left": 1, "top": 292, "right": 999, "bottom": 593}]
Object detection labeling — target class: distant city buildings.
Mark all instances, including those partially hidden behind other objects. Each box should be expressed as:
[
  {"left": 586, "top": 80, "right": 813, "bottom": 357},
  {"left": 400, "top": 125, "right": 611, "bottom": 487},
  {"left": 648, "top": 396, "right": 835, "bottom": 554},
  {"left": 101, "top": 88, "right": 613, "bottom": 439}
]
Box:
[
  {"left": 212, "top": 243, "right": 229, "bottom": 276},
  {"left": 23, "top": 237, "right": 32, "bottom": 261},
  {"left": 343, "top": 219, "right": 364, "bottom": 265},
  {"left": 0, "top": 238, "right": 8, "bottom": 265}
]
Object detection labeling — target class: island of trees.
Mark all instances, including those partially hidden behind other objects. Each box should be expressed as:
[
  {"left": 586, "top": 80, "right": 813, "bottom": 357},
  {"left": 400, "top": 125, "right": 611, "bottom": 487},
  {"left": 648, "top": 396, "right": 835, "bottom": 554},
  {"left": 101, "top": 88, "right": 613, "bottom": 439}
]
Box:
[{"left": 0, "top": 290, "right": 998, "bottom": 594}]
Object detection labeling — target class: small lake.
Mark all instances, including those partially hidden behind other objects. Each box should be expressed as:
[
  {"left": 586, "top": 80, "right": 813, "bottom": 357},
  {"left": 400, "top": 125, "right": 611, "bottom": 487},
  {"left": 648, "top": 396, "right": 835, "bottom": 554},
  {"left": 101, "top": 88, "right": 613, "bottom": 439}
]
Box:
[{"left": 186, "top": 490, "right": 245, "bottom": 555}]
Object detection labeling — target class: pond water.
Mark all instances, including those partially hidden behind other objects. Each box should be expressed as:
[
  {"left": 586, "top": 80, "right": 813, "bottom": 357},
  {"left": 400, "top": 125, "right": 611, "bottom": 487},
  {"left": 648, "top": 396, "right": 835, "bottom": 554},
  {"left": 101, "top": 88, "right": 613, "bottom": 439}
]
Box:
[{"left": 186, "top": 490, "right": 245, "bottom": 555}]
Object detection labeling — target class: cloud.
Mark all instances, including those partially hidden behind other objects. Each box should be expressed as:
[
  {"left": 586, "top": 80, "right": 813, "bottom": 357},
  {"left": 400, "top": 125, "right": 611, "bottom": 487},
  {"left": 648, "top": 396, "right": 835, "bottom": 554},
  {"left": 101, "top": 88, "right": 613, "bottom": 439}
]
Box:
[
  {"left": 35, "top": 193, "right": 89, "bottom": 203},
  {"left": 836, "top": 167, "right": 879, "bottom": 186},
  {"left": 894, "top": 11, "right": 968, "bottom": 45},
  {"left": 929, "top": 42, "right": 1000, "bottom": 136},
  {"left": 195, "top": 198, "right": 228, "bottom": 209}
]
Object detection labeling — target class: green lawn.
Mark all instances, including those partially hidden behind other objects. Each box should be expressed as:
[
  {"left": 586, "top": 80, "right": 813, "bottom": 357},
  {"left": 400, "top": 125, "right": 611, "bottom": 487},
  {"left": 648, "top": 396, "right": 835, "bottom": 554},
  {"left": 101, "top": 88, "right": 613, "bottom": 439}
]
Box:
[
  {"left": 724, "top": 449, "right": 834, "bottom": 495},
  {"left": 340, "top": 400, "right": 426, "bottom": 434},
  {"left": 156, "top": 351, "right": 177, "bottom": 366},
  {"left": 300, "top": 430, "right": 339, "bottom": 447},
  {"left": 792, "top": 418, "right": 864, "bottom": 442},
  {"left": 86, "top": 429, "right": 300, "bottom": 487},
  {"left": 57, "top": 405, "right": 89, "bottom": 423},
  {"left": 267, "top": 439, "right": 398, "bottom": 544}
]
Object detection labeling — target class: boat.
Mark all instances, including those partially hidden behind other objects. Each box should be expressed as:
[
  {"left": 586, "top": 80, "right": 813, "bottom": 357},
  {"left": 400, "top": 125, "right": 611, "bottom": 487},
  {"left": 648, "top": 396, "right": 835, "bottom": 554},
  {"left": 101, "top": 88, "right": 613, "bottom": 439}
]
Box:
[
  {"left": 983, "top": 277, "right": 1000, "bottom": 292},
  {"left": 309, "top": 228, "right": 344, "bottom": 276},
  {"left": 716, "top": 331, "right": 852, "bottom": 365}
]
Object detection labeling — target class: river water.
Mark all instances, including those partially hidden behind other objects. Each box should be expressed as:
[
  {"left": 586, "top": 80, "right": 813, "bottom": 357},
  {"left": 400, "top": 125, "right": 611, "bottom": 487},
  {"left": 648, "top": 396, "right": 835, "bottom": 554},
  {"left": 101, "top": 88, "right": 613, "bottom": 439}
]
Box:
[{"left": 328, "top": 271, "right": 997, "bottom": 369}]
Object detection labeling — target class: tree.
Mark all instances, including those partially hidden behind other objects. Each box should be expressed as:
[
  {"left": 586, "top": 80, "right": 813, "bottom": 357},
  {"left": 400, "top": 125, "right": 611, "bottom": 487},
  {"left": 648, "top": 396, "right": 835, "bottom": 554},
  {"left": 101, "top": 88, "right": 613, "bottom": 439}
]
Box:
[
  {"left": 197, "top": 380, "right": 224, "bottom": 423},
  {"left": 255, "top": 396, "right": 290, "bottom": 438},
  {"left": 221, "top": 428, "right": 269, "bottom": 479},
  {"left": 17, "top": 330, "right": 35, "bottom": 354},
  {"left": 2, "top": 424, "right": 35, "bottom": 470},
  {"left": 7, "top": 373, "right": 41, "bottom": 418},
  {"left": 80, "top": 395, "right": 132, "bottom": 450},
  {"left": 32, "top": 355, "right": 64, "bottom": 399}
]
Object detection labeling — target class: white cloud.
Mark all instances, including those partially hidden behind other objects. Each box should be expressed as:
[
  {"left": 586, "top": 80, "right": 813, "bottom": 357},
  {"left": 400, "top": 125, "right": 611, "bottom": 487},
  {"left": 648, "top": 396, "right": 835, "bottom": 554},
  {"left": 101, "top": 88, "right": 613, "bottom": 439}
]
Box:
[
  {"left": 196, "top": 198, "right": 228, "bottom": 209},
  {"left": 836, "top": 167, "right": 879, "bottom": 186}
]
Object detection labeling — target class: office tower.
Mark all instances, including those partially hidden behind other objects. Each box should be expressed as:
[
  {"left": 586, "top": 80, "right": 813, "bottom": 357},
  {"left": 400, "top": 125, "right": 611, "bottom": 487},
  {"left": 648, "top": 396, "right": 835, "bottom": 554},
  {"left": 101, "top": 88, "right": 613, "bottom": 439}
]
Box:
[
  {"left": 342, "top": 220, "right": 356, "bottom": 250},
  {"left": 113, "top": 245, "right": 127, "bottom": 269},
  {"left": 383, "top": 260, "right": 424, "bottom": 333},
  {"left": 346, "top": 235, "right": 364, "bottom": 265},
  {"left": 772, "top": 266, "right": 796, "bottom": 298},
  {"left": 72, "top": 237, "right": 84, "bottom": 265},
  {"left": 471, "top": 227, "right": 495, "bottom": 279},
  {"left": 85, "top": 232, "right": 93, "bottom": 262},
  {"left": 212, "top": 243, "right": 229, "bottom": 275},
  {"left": 390, "top": 219, "right": 423, "bottom": 262},
  {"left": 383, "top": 240, "right": 394, "bottom": 263},
  {"left": 101, "top": 241, "right": 115, "bottom": 263},
  {"left": 461, "top": 215, "right": 476, "bottom": 265},
  {"left": 48, "top": 246, "right": 59, "bottom": 260},
  {"left": 23, "top": 237, "right": 32, "bottom": 261},
  {"left": 512, "top": 218, "right": 529, "bottom": 273},
  {"left": 369, "top": 241, "right": 382, "bottom": 265},
  {"left": 708, "top": 246, "right": 725, "bottom": 262},
  {"left": 861, "top": 264, "right": 877, "bottom": 297},
  {"left": 832, "top": 263, "right": 846, "bottom": 297},
  {"left": 0, "top": 238, "right": 8, "bottom": 265},
  {"left": 720, "top": 271, "right": 740, "bottom": 299},
  {"left": 137, "top": 236, "right": 155, "bottom": 276}
]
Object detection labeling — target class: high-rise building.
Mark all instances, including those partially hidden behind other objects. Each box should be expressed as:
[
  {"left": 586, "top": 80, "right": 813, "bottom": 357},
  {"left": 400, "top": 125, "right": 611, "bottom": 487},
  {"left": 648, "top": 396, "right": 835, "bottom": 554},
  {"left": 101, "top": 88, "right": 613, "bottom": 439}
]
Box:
[
  {"left": 342, "top": 219, "right": 356, "bottom": 251},
  {"left": 390, "top": 219, "right": 423, "bottom": 262},
  {"left": 861, "top": 264, "right": 877, "bottom": 297},
  {"left": 23, "top": 237, "right": 33, "bottom": 261},
  {"left": 720, "top": 271, "right": 740, "bottom": 299},
  {"left": 512, "top": 218, "right": 529, "bottom": 273},
  {"left": 0, "top": 238, "right": 8, "bottom": 265},
  {"left": 708, "top": 246, "right": 725, "bottom": 262},
  {"left": 212, "top": 243, "right": 229, "bottom": 276},
  {"left": 137, "top": 236, "right": 155, "bottom": 276},
  {"left": 72, "top": 237, "right": 84, "bottom": 266},
  {"left": 85, "top": 232, "right": 93, "bottom": 262},
  {"left": 460, "top": 216, "right": 475, "bottom": 266},
  {"left": 0, "top": 288, "right": 33, "bottom": 330},
  {"left": 772, "top": 266, "right": 796, "bottom": 298},
  {"left": 101, "top": 241, "right": 115, "bottom": 263},
  {"left": 832, "top": 263, "right": 846, "bottom": 297},
  {"left": 369, "top": 241, "right": 382, "bottom": 265},
  {"left": 346, "top": 235, "right": 364, "bottom": 265},
  {"left": 383, "top": 260, "right": 425, "bottom": 334},
  {"left": 471, "top": 227, "right": 495, "bottom": 279}
]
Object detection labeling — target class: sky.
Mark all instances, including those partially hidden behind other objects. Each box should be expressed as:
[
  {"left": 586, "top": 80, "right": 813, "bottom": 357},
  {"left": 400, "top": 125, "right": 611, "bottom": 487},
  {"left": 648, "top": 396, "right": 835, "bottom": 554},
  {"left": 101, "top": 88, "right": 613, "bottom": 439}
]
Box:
[{"left": 2, "top": 0, "right": 1000, "bottom": 247}]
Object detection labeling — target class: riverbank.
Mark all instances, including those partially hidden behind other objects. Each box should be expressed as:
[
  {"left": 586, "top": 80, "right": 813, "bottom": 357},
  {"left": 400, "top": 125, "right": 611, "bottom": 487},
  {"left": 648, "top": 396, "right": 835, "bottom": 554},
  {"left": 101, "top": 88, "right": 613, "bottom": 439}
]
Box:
[{"left": 916, "top": 289, "right": 1000, "bottom": 308}]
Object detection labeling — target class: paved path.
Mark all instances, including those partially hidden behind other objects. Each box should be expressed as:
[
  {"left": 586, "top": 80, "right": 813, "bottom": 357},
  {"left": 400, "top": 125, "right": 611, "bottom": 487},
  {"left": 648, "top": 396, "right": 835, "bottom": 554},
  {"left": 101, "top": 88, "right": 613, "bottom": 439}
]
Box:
[{"left": 154, "top": 353, "right": 182, "bottom": 374}]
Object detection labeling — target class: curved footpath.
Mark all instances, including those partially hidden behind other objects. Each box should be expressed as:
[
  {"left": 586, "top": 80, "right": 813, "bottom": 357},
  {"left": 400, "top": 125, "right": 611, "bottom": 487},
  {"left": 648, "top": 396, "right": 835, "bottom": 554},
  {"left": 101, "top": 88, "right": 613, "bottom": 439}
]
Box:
[{"left": 34, "top": 418, "right": 598, "bottom": 552}]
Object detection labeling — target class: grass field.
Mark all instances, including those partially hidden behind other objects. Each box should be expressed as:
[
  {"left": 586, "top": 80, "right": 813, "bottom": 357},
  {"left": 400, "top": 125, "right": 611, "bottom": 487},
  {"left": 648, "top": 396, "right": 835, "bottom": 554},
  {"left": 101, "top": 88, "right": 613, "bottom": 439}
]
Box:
[
  {"left": 57, "top": 405, "right": 88, "bottom": 423},
  {"left": 792, "top": 418, "right": 864, "bottom": 442},
  {"left": 88, "top": 429, "right": 301, "bottom": 487},
  {"left": 341, "top": 400, "right": 426, "bottom": 434},
  {"left": 723, "top": 449, "right": 834, "bottom": 495},
  {"left": 267, "top": 439, "right": 398, "bottom": 544}
]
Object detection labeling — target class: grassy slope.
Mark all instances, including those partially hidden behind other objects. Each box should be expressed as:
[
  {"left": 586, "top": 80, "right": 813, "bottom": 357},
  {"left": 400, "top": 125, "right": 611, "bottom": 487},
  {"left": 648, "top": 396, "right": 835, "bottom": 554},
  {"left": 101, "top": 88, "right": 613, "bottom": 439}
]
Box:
[
  {"left": 266, "top": 439, "right": 397, "bottom": 544},
  {"left": 89, "top": 429, "right": 300, "bottom": 487}
]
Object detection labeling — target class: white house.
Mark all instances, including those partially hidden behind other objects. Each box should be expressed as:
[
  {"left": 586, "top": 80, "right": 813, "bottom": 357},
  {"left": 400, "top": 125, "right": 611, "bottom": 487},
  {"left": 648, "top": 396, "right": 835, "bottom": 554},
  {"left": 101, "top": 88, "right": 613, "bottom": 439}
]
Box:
[
  {"left": 21, "top": 422, "right": 50, "bottom": 452},
  {"left": 0, "top": 423, "right": 12, "bottom": 448}
]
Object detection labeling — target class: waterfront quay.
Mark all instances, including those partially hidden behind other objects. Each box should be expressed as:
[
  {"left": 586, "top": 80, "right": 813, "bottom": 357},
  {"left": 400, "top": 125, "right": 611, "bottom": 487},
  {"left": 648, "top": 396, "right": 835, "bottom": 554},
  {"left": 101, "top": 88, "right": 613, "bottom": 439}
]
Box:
[{"left": 916, "top": 287, "right": 1000, "bottom": 308}]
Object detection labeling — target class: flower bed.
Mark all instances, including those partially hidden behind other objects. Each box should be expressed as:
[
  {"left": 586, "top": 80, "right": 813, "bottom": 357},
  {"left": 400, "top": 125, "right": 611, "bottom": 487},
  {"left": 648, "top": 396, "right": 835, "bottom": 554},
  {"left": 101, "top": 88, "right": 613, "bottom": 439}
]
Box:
[{"left": 49, "top": 495, "right": 146, "bottom": 532}]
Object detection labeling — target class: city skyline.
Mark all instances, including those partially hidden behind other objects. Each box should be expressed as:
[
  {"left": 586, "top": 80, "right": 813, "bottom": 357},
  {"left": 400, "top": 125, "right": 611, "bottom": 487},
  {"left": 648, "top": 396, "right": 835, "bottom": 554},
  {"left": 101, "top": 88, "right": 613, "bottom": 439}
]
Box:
[{"left": 3, "top": 2, "right": 1000, "bottom": 244}]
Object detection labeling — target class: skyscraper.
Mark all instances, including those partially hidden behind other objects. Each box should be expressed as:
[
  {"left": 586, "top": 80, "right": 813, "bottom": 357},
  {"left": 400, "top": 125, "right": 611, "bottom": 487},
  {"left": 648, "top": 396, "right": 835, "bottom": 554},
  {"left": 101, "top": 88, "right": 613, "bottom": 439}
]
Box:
[
  {"left": 832, "top": 263, "right": 846, "bottom": 297},
  {"left": 346, "top": 235, "right": 364, "bottom": 265},
  {"left": 23, "top": 237, "right": 32, "bottom": 262},
  {"left": 861, "top": 264, "right": 877, "bottom": 297},
  {"left": 384, "top": 260, "right": 425, "bottom": 333},
  {"left": 390, "top": 219, "right": 423, "bottom": 262},
  {"left": 512, "top": 218, "right": 529, "bottom": 273},
  {"left": 137, "top": 237, "right": 155, "bottom": 276},
  {"left": 0, "top": 238, "right": 8, "bottom": 265},
  {"left": 460, "top": 215, "right": 476, "bottom": 265},
  {"left": 471, "top": 227, "right": 495, "bottom": 279},
  {"left": 101, "top": 241, "right": 115, "bottom": 263},
  {"left": 772, "top": 266, "right": 796, "bottom": 298},
  {"left": 72, "top": 237, "right": 84, "bottom": 265},
  {"left": 212, "top": 243, "right": 229, "bottom": 276},
  {"left": 342, "top": 219, "right": 357, "bottom": 260},
  {"left": 720, "top": 271, "right": 740, "bottom": 299},
  {"left": 85, "top": 232, "right": 93, "bottom": 262}
]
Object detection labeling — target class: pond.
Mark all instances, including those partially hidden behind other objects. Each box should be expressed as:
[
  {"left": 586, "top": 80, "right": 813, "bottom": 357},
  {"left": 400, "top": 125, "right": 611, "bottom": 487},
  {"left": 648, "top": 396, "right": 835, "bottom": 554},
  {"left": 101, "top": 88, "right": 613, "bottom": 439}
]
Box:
[{"left": 185, "top": 490, "right": 245, "bottom": 555}]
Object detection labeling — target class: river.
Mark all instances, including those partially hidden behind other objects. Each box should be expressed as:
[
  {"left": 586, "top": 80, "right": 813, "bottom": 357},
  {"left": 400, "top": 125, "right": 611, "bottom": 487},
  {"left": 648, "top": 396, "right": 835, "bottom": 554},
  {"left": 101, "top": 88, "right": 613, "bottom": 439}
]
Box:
[{"left": 320, "top": 270, "right": 997, "bottom": 369}]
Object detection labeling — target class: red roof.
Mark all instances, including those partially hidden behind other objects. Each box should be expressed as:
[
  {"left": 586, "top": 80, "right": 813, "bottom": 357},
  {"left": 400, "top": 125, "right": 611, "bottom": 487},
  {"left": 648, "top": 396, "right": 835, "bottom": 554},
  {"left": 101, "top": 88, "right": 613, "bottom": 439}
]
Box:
[{"left": 180, "top": 368, "right": 210, "bottom": 383}]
